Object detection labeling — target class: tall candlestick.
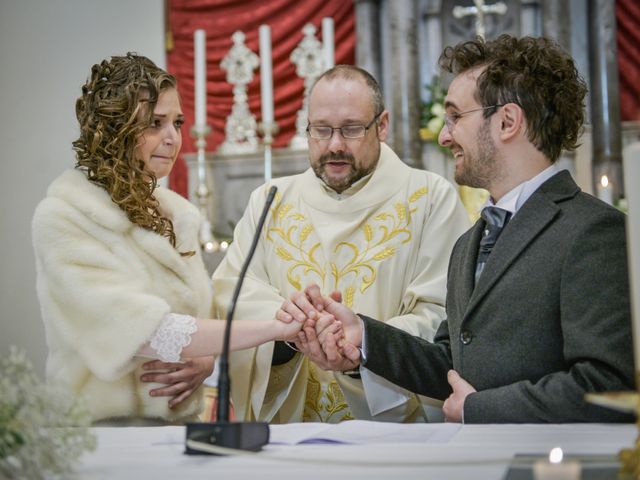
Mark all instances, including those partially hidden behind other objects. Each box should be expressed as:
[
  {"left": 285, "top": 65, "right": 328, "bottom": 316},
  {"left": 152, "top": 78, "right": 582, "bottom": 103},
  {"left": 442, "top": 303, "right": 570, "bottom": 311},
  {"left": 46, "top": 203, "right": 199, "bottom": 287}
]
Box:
[
  {"left": 623, "top": 143, "right": 640, "bottom": 372},
  {"left": 259, "top": 25, "right": 274, "bottom": 125},
  {"left": 264, "top": 140, "right": 272, "bottom": 182},
  {"left": 322, "top": 17, "right": 335, "bottom": 69},
  {"left": 194, "top": 29, "right": 207, "bottom": 128}
]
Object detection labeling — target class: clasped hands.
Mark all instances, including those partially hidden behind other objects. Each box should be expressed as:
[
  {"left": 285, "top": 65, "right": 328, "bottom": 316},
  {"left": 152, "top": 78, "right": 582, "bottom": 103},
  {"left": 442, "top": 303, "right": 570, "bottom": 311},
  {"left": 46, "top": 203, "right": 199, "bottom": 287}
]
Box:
[
  {"left": 276, "top": 283, "right": 477, "bottom": 423},
  {"left": 276, "top": 283, "right": 363, "bottom": 372}
]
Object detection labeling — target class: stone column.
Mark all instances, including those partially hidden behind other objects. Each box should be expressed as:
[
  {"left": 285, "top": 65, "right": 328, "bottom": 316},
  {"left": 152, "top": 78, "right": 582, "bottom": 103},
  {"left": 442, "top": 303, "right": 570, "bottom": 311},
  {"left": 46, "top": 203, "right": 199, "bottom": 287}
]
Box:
[
  {"left": 354, "top": 0, "right": 382, "bottom": 83},
  {"left": 387, "top": 0, "right": 422, "bottom": 168},
  {"left": 540, "top": 0, "right": 577, "bottom": 178},
  {"left": 588, "top": 0, "right": 623, "bottom": 202},
  {"left": 540, "top": 0, "right": 570, "bottom": 49}
]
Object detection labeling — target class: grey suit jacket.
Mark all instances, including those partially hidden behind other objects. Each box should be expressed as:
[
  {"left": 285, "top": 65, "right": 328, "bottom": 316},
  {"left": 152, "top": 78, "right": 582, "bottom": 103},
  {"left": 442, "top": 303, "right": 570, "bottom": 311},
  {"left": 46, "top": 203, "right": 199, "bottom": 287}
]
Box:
[{"left": 362, "top": 170, "right": 634, "bottom": 423}]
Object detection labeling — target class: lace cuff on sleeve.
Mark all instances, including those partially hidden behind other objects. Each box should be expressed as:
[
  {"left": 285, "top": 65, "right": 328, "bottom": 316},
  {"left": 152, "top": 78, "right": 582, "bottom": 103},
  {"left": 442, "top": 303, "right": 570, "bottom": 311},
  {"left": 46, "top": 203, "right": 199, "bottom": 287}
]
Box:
[{"left": 147, "top": 313, "right": 198, "bottom": 362}]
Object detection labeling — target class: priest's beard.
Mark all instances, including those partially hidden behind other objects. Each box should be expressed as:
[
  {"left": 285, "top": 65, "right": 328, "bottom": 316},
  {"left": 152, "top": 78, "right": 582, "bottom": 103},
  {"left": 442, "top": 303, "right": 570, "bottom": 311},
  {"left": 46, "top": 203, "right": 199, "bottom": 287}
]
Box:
[
  {"left": 454, "top": 119, "right": 499, "bottom": 190},
  {"left": 312, "top": 152, "right": 378, "bottom": 193}
]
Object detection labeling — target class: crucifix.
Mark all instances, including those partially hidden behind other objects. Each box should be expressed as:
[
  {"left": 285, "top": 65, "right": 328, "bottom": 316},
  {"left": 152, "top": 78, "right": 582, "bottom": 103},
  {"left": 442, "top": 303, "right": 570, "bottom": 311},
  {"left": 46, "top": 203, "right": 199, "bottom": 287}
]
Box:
[{"left": 453, "top": 0, "right": 508, "bottom": 39}]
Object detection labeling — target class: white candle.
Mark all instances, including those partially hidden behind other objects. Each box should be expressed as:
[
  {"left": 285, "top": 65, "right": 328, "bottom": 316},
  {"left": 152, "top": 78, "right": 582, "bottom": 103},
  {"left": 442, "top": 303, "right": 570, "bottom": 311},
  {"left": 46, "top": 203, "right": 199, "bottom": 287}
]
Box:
[
  {"left": 623, "top": 143, "right": 640, "bottom": 371},
  {"left": 532, "top": 448, "right": 581, "bottom": 480},
  {"left": 259, "top": 24, "right": 274, "bottom": 125},
  {"left": 194, "top": 29, "right": 207, "bottom": 128},
  {"left": 596, "top": 174, "right": 613, "bottom": 205},
  {"left": 322, "top": 17, "right": 335, "bottom": 70},
  {"left": 532, "top": 459, "right": 581, "bottom": 480}
]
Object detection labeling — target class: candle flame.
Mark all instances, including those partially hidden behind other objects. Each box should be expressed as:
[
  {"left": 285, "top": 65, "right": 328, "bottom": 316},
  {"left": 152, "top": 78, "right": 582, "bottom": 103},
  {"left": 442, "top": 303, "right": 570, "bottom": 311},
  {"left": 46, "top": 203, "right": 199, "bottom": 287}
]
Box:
[
  {"left": 600, "top": 175, "right": 609, "bottom": 188},
  {"left": 549, "top": 447, "right": 564, "bottom": 464},
  {"left": 204, "top": 241, "right": 218, "bottom": 253}
]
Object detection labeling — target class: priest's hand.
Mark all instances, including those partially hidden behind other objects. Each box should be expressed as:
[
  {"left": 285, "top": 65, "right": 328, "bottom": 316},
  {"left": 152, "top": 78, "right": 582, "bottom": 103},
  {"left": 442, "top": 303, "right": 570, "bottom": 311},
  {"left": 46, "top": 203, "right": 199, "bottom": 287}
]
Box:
[
  {"left": 294, "top": 312, "right": 359, "bottom": 371},
  {"left": 310, "top": 286, "right": 363, "bottom": 350},
  {"left": 276, "top": 282, "right": 342, "bottom": 324},
  {"left": 296, "top": 288, "right": 364, "bottom": 371},
  {"left": 141, "top": 355, "right": 214, "bottom": 408},
  {"left": 277, "top": 284, "right": 362, "bottom": 371},
  {"left": 443, "top": 370, "right": 476, "bottom": 423},
  {"left": 315, "top": 315, "right": 361, "bottom": 372}
]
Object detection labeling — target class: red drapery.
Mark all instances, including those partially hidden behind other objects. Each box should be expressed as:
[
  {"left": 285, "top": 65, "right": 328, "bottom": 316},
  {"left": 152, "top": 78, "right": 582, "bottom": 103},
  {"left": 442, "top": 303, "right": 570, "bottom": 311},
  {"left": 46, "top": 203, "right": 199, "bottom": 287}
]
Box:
[
  {"left": 166, "top": 0, "right": 355, "bottom": 197},
  {"left": 617, "top": 0, "right": 640, "bottom": 122}
]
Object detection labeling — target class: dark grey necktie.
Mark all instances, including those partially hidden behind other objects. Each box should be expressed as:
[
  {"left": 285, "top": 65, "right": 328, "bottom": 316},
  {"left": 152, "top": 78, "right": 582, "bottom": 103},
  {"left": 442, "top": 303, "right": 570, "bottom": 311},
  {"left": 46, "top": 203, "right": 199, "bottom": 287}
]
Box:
[{"left": 475, "top": 206, "right": 511, "bottom": 284}]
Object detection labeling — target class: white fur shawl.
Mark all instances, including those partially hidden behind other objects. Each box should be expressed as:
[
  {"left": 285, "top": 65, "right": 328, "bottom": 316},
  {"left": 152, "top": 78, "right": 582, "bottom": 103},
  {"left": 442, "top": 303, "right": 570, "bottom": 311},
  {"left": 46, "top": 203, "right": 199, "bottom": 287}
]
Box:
[{"left": 32, "top": 169, "right": 213, "bottom": 422}]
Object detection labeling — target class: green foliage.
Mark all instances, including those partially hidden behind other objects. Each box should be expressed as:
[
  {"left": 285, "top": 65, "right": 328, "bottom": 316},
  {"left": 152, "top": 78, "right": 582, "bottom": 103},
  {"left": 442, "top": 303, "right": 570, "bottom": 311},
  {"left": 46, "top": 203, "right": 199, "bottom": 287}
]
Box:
[{"left": 420, "top": 75, "right": 447, "bottom": 142}]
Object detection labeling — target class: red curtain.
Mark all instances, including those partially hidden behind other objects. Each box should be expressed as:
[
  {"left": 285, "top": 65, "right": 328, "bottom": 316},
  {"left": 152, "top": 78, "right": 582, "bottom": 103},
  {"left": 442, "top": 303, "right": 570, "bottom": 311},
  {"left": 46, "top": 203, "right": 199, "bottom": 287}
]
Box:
[
  {"left": 166, "top": 0, "right": 355, "bottom": 197},
  {"left": 617, "top": 0, "right": 640, "bottom": 121}
]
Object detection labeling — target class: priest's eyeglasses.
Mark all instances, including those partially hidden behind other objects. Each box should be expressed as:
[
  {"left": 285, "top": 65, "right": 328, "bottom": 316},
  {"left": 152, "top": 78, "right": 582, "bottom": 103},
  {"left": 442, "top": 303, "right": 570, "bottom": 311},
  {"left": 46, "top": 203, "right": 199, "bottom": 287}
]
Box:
[
  {"left": 444, "top": 105, "right": 504, "bottom": 131},
  {"left": 307, "top": 112, "right": 382, "bottom": 140}
]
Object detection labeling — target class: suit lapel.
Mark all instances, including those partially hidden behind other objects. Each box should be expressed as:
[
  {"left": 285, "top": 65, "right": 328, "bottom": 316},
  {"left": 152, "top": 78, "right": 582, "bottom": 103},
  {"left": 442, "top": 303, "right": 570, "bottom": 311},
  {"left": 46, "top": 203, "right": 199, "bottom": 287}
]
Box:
[
  {"left": 458, "top": 219, "right": 484, "bottom": 308},
  {"left": 463, "top": 170, "right": 578, "bottom": 319}
]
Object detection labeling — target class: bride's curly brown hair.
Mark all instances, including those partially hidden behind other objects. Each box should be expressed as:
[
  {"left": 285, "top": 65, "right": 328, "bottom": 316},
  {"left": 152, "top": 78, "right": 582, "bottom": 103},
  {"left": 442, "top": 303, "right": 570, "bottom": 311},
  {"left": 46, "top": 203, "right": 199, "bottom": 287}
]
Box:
[{"left": 73, "top": 53, "right": 190, "bottom": 254}]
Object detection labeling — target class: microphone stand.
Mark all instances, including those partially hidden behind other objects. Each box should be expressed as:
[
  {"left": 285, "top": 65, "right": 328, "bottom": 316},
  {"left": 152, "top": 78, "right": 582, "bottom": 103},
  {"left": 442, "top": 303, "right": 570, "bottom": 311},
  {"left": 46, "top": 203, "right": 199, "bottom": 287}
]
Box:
[{"left": 185, "top": 185, "right": 278, "bottom": 454}]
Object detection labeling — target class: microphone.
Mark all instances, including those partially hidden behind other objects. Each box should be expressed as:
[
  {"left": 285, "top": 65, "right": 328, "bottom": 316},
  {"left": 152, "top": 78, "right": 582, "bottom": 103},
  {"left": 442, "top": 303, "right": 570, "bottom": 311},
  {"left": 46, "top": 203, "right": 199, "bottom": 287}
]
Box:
[{"left": 185, "top": 185, "right": 277, "bottom": 454}]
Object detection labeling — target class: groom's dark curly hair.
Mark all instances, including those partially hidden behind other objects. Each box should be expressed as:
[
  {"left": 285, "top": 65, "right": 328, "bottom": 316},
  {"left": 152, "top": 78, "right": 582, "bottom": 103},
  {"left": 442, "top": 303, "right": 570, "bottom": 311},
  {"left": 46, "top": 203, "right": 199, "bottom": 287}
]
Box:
[{"left": 439, "top": 34, "right": 588, "bottom": 162}]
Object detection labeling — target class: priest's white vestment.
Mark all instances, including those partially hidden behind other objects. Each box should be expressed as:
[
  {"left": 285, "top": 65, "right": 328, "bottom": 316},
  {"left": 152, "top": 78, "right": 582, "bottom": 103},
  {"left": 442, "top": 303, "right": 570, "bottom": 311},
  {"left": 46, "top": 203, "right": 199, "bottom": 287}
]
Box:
[{"left": 212, "top": 143, "right": 469, "bottom": 422}]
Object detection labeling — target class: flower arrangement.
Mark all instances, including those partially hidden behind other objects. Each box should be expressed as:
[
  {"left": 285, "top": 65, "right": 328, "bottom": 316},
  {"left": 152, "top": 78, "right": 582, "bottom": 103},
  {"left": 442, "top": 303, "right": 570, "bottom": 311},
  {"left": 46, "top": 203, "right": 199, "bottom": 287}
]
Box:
[
  {"left": 420, "top": 75, "right": 447, "bottom": 142},
  {"left": 0, "top": 347, "right": 96, "bottom": 479}
]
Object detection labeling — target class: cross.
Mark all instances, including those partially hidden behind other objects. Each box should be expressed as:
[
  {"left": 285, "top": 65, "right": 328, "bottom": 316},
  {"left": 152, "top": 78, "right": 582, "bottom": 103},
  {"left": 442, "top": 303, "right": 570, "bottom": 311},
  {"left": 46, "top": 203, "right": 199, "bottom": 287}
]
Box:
[{"left": 452, "top": 0, "right": 508, "bottom": 39}]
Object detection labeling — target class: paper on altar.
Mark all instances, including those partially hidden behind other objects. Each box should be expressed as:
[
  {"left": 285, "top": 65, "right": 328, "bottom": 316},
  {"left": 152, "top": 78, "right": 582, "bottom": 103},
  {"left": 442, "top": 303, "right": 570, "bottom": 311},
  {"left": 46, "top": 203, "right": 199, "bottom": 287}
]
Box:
[{"left": 268, "top": 420, "right": 461, "bottom": 445}]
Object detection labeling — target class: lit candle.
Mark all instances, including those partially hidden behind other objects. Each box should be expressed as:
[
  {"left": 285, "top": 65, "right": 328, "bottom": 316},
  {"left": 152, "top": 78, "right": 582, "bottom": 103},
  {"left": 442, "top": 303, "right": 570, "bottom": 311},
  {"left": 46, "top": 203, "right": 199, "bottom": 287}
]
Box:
[
  {"left": 623, "top": 143, "right": 640, "bottom": 371},
  {"left": 322, "top": 17, "right": 335, "bottom": 70},
  {"left": 532, "top": 448, "right": 581, "bottom": 480},
  {"left": 194, "top": 29, "right": 207, "bottom": 128},
  {"left": 259, "top": 25, "right": 274, "bottom": 125},
  {"left": 596, "top": 174, "right": 613, "bottom": 205}
]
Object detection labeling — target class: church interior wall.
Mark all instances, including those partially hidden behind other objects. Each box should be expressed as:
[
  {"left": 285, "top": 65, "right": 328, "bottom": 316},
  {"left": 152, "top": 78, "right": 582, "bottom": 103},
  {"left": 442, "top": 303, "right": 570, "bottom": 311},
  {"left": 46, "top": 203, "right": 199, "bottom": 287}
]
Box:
[{"left": 0, "top": 0, "right": 165, "bottom": 376}]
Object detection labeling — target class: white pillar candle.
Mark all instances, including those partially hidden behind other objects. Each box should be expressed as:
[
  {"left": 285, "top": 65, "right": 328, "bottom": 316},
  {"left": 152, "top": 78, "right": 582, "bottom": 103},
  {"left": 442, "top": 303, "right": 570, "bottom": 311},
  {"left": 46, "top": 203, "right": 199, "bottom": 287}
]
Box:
[
  {"left": 532, "top": 459, "right": 581, "bottom": 480},
  {"left": 596, "top": 174, "right": 613, "bottom": 205},
  {"left": 259, "top": 24, "right": 274, "bottom": 182},
  {"left": 259, "top": 24, "right": 274, "bottom": 125},
  {"left": 194, "top": 29, "right": 207, "bottom": 128},
  {"left": 623, "top": 143, "right": 640, "bottom": 371},
  {"left": 322, "top": 17, "right": 335, "bottom": 69},
  {"left": 532, "top": 448, "right": 581, "bottom": 480}
]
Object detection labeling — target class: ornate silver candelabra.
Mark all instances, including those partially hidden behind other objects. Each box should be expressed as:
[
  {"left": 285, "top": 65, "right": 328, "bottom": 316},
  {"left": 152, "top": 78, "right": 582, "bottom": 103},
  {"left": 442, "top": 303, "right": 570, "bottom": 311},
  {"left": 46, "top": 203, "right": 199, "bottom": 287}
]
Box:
[
  {"left": 219, "top": 31, "right": 260, "bottom": 154},
  {"left": 289, "top": 23, "right": 326, "bottom": 150}
]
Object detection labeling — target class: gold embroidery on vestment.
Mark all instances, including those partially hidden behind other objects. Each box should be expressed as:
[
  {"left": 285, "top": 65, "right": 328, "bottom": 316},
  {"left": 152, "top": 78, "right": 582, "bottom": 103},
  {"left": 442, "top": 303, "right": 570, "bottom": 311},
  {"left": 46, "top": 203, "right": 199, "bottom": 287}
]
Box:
[
  {"left": 302, "top": 363, "right": 353, "bottom": 423},
  {"left": 267, "top": 188, "right": 428, "bottom": 421}
]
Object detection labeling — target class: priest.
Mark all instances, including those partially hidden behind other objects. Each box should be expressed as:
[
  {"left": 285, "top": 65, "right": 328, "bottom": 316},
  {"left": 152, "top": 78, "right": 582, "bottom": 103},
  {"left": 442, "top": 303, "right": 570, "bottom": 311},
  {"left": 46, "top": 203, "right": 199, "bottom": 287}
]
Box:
[{"left": 212, "top": 65, "right": 469, "bottom": 423}]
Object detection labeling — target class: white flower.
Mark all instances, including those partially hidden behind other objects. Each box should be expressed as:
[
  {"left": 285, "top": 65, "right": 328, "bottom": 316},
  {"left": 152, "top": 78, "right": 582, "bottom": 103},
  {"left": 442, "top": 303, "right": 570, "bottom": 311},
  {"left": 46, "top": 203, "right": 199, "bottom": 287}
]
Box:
[
  {"left": 427, "top": 117, "right": 444, "bottom": 136},
  {"left": 430, "top": 102, "right": 445, "bottom": 117},
  {"left": 0, "top": 347, "right": 96, "bottom": 479}
]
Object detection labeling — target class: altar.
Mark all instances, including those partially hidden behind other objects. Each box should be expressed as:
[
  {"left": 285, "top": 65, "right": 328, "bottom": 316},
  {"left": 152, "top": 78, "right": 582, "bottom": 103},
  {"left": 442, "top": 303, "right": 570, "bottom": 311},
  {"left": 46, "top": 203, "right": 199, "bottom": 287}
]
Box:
[
  {"left": 77, "top": 422, "right": 635, "bottom": 479},
  {"left": 184, "top": 147, "right": 309, "bottom": 239}
]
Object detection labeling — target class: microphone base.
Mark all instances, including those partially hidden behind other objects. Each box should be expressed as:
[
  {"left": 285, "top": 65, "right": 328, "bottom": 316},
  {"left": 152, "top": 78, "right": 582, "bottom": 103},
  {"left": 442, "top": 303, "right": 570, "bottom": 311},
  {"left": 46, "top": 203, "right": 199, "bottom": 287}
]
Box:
[{"left": 184, "top": 421, "right": 269, "bottom": 455}]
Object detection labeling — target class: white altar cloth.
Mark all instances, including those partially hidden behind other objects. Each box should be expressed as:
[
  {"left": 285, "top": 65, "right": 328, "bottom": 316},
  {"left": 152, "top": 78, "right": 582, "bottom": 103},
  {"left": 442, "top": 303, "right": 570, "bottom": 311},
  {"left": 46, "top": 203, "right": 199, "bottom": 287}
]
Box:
[{"left": 78, "top": 423, "right": 635, "bottom": 479}]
